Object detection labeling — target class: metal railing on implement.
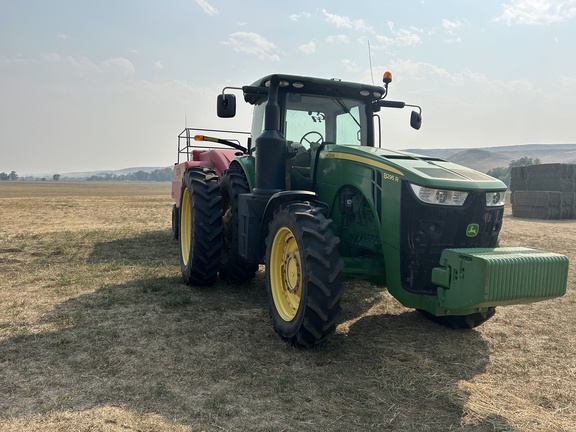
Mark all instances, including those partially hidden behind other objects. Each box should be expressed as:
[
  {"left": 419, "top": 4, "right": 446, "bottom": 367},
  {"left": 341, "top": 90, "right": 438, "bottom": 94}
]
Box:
[{"left": 176, "top": 128, "right": 251, "bottom": 164}]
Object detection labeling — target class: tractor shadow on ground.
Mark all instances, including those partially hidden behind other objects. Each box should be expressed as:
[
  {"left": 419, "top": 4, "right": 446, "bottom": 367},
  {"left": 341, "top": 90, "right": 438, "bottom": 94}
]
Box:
[
  {"left": 318, "top": 279, "right": 514, "bottom": 430},
  {"left": 87, "top": 229, "right": 179, "bottom": 267},
  {"left": 0, "top": 281, "right": 513, "bottom": 430},
  {"left": 0, "top": 228, "right": 513, "bottom": 431},
  {"left": 331, "top": 310, "right": 513, "bottom": 430}
]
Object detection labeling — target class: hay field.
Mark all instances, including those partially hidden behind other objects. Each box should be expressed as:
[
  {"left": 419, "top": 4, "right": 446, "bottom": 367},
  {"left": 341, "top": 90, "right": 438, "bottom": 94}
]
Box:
[{"left": 0, "top": 181, "right": 574, "bottom": 431}]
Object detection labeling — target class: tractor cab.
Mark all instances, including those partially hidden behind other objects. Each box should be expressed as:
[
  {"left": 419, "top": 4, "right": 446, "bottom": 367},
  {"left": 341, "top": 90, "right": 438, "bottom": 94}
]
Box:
[
  {"left": 221, "top": 72, "right": 421, "bottom": 149},
  {"left": 217, "top": 73, "right": 421, "bottom": 190}
]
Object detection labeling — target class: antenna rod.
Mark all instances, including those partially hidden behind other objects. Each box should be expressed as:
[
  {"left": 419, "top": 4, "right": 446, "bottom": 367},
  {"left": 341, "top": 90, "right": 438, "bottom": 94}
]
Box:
[{"left": 368, "top": 40, "right": 374, "bottom": 85}]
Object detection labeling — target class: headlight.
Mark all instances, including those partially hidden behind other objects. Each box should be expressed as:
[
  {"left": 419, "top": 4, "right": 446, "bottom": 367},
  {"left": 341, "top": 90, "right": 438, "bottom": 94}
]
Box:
[
  {"left": 486, "top": 191, "right": 505, "bottom": 207},
  {"left": 410, "top": 184, "right": 468, "bottom": 206}
]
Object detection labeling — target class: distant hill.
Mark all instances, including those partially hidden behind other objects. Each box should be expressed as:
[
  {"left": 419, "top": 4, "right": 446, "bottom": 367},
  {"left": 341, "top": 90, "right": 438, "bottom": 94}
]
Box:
[
  {"left": 62, "top": 166, "right": 170, "bottom": 179},
  {"left": 447, "top": 148, "right": 506, "bottom": 172},
  {"left": 21, "top": 166, "right": 171, "bottom": 179},
  {"left": 404, "top": 144, "right": 576, "bottom": 173},
  {"left": 24, "top": 144, "right": 576, "bottom": 179}
]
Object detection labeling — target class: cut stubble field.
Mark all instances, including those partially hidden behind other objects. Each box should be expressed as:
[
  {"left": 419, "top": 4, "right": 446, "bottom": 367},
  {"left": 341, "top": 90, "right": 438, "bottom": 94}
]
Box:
[{"left": 0, "top": 181, "right": 574, "bottom": 431}]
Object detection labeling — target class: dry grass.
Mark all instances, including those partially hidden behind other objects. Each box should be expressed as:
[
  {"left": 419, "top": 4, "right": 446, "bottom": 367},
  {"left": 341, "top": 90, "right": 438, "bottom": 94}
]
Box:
[{"left": 0, "top": 181, "right": 574, "bottom": 431}]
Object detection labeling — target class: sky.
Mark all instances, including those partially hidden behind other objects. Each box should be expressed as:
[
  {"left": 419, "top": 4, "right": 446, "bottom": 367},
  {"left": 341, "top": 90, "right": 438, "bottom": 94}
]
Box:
[{"left": 1, "top": 0, "right": 576, "bottom": 175}]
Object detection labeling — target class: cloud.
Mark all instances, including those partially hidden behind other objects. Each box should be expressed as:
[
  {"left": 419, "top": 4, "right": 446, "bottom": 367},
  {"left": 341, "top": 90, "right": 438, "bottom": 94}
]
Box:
[
  {"left": 57, "top": 33, "right": 70, "bottom": 40},
  {"left": 388, "top": 58, "right": 473, "bottom": 85},
  {"left": 289, "top": 12, "right": 311, "bottom": 22},
  {"left": 155, "top": 61, "right": 164, "bottom": 70},
  {"left": 42, "top": 53, "right": 62, "bottom": 62},
  {"left": 375, "top": 21, "right": 422, "bottom": 49},
  {"left": 557, "top": 75, "right": 576, "bottom": 90},
  {"left": 53, "top": 54, "right": 101, "bottom": 74},
  {"left": 341, "top": 59, "right": 360, "bottom": 72},
  {"left": 222, "top": 32, "right": 280, "bottom": 61},
  {"left": 387, "top": 58, "right": 536, "bottom": 94},
  {"left": 441, "top": 18, "right": 463, "bottom": 43},
  {"left": 298, "top": 41, "right": 316, "bottom": 54},
  {"left": 0, "top": 55, "right": 32, "bottom": 65},
  {"left": 493, "top": 0, "right": 576, "bottom": 25},
  {"left": 102, "top": 57, "right": 135, "bottom": 75},
  {"left": 325, "top": 34, "right": 350, "bottom": 44},
  {"left": 195, "top": 0, "right": 218, "bottom": 16},
  {"left": 322, "top": 9, "right": 374, "bottom": 33},
  {"left": 41, "top": 53, "right": 135, "bottom": 76},
  {"left": 321, "top": 11, "right": 421, "bottom": 51}
]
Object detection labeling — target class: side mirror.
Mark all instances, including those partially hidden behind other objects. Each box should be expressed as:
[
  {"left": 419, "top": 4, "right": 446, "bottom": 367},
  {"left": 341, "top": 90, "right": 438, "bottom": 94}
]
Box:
[
  {"left": 217, "top": 94, "right": 236, "bottom": 118},
  {"left": 410, "top": 110, "right": 422, "bottom": 130}
]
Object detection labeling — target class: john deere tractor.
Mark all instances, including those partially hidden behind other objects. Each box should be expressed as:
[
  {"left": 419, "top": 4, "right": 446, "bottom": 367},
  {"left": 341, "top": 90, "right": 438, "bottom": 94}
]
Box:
[{"left": 171, "top": 72, "right": 568, "bottom": 347}]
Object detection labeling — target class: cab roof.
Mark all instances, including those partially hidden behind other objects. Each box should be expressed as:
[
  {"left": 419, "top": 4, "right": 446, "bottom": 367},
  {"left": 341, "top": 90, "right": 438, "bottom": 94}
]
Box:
[{"left": 243, "top": 74, "right": 386, "bottom": 105}]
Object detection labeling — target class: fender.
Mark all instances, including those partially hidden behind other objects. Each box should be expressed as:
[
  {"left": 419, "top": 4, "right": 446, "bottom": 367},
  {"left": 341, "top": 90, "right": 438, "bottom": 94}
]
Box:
[
  {"left": 229, "top": 155, "right": 256, "bottom": 192},
  {"left": 258, "top": 190, "right": 328, "bottom": 259}
]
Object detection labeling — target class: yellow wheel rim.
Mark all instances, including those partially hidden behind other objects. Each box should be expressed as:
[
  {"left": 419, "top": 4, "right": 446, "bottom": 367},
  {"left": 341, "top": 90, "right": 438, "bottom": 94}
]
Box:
[
  {"left": 270, "top": 227, "right": 302, "bottom": 322},
  {"left": 180, "top": 188, "right": 191, "bottom": 265}
]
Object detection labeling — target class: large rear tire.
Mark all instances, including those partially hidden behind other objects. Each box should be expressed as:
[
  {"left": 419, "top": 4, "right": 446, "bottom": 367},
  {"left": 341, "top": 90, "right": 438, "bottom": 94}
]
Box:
[
  {"left": 219, "top": 169, "right": 258, "bottom": 283},
  {"left": 265, "top": 202, "right": 344, "bottom": 347},
  {"left": 418, "top": 307, "right": 496, "bottom": 329},
  {"left": 179, "top": 167, "right": 223, "bottom": 286}
]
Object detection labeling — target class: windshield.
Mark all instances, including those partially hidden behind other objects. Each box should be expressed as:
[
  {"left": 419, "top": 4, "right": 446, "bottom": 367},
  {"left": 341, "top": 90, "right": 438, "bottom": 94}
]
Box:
[
  {"left": 285, "top": 93, "right": 368, "bottom": 149},
  {"left": 250, "top": 93, "right": 370, "bottom": 150}
]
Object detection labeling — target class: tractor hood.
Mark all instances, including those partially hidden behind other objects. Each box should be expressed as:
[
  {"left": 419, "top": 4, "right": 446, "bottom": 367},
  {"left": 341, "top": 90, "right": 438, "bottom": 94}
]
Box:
[{"left": 321, "top": 145, "right": 506, "bottom": 191}]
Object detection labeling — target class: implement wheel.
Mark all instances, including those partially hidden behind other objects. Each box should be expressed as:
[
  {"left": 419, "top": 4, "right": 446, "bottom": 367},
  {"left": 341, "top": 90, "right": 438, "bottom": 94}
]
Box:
[
  {"left": 179, "top": 167, "right": 223, "bottom": 285},
  {"left": 265, "top": 202, "right": 344, "bottom": 347},
  {"left": 418, "top": 307, "right": 496, "bottom": 329},
  {"left": 219, "top": 169, "right": 258, "bottom": 283}
]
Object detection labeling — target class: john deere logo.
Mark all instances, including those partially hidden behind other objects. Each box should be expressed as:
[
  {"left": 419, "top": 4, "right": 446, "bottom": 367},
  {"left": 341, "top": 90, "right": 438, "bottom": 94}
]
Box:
[{"left": 466, "top": 223, "right": 479, "bottom": 237}]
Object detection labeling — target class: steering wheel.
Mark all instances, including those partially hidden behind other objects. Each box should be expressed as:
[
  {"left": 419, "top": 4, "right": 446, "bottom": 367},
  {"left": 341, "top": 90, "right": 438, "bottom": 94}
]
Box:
[{"left": 299, "top": 131, "right": 324, "bottom": 149}]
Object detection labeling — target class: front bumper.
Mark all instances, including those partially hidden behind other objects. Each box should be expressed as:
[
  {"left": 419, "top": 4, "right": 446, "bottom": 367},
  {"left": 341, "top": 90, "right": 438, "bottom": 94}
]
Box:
[{"left": 431, "top": 247, "right": 568, "bottom": 311}]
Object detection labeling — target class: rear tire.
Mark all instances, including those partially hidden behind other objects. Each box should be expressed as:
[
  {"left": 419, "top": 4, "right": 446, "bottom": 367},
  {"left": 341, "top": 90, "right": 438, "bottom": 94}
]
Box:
[
  {"left": 265, "top": 202, "right": 344, "bottom": 347},
  {"left": 179, "top": 168, "right": 223, "bottom": 286},
  {"left": 219, "top": 169, "right": 258, "bottom": 283},
  {"left": 418, "top": 307, "right": 496, "bottom": 329}
]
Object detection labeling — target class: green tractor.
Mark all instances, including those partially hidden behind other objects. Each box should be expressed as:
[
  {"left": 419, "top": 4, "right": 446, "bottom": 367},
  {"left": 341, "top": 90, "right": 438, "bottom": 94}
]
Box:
[{"left": 171, "top": 72, "right": 568, "bottom": 347}]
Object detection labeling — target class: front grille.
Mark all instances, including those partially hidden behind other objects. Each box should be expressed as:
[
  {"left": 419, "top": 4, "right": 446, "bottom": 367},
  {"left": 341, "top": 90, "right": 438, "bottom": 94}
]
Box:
[{"left": 400, "top": 181, "right": 503, "bottom": 294}]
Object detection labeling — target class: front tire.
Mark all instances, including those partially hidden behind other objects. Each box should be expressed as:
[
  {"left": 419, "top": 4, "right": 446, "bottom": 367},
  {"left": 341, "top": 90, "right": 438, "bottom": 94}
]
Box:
[
  {"left": 179, "top": 167, "right": 223, "bottom": 286},
  {"left": 219, "top": 169, "right": 258, "bottom": 283},
  {"left": 265, "top": 202, "right": 344, "bottom": 347}
]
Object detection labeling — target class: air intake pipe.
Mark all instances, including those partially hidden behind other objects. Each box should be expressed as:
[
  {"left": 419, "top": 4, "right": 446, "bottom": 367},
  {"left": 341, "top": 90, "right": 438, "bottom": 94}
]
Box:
[{"left": 254, "top": 75, "right": 286, "bottom": 193}]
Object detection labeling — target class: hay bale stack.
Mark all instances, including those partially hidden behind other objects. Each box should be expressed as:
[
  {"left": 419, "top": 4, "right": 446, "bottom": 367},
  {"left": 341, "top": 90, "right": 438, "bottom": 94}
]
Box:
[{"left": 510, "top": 164, "right": 576, "bottom": 220}]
